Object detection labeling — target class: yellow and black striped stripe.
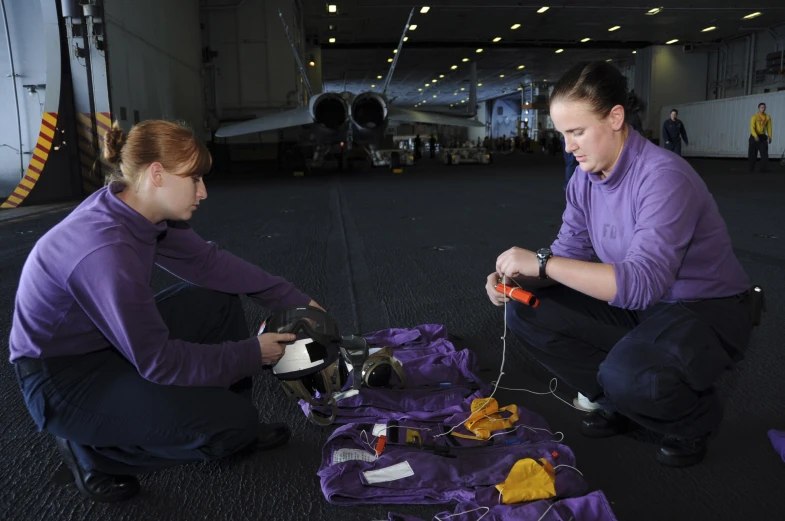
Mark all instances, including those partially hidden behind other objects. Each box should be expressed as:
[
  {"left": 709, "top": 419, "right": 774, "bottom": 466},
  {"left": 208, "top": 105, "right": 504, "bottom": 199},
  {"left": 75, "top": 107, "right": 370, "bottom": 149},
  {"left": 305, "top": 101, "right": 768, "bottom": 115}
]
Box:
[{"left": 1, "top": 112, "right": 58, "bottom": 209}]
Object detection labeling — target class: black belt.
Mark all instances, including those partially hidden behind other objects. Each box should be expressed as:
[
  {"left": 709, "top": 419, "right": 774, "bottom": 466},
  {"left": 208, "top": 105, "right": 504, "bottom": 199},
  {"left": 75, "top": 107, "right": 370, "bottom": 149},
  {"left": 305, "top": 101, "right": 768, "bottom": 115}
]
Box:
[{"left": 14, "top": 357, "right": 45, "bottom": 379}]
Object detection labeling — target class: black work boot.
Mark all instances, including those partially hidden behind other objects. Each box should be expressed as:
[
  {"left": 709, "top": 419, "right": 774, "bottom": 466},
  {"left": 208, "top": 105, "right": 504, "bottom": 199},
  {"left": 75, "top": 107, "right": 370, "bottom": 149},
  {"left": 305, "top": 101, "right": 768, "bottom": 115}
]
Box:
[
  {"left": 256, "top": 422, "right": 291, "bottom": 451},
  {"left": 656, "top": 435, "right": 709, "bottom": 467},
  {"left": 55, "top": 438, "right": 140, "bottom": 502},
  {"left": 579, "top": 409, "right": 634, "bottom": 438}
]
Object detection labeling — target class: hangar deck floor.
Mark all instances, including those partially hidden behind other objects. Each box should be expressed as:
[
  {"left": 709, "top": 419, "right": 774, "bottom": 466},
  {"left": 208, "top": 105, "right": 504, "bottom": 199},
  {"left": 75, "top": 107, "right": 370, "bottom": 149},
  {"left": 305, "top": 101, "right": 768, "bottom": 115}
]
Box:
[{"left": 1, "top": 153, "right": 783, "bottom": 521}]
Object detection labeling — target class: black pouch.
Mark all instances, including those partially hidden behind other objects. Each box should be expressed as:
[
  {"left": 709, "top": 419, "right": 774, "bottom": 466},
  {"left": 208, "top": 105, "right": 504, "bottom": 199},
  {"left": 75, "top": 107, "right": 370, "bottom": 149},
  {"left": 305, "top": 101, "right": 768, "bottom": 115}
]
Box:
[{"left": 748, "top": 285, "right": 766, "bottom": 326}]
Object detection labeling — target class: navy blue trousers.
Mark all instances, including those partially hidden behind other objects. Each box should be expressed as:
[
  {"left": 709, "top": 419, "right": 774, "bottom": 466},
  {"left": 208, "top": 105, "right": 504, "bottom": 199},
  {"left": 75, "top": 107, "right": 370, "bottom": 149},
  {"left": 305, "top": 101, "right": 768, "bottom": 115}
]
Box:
[
  {"left": 664, "top": 140, "right": 683, "bottom": 156},
  {"left": 13, "top": 283, "right": 259, "bottom": 475},
  {"left": 506, "top": 284, "right": 752, "bottom": 438}
]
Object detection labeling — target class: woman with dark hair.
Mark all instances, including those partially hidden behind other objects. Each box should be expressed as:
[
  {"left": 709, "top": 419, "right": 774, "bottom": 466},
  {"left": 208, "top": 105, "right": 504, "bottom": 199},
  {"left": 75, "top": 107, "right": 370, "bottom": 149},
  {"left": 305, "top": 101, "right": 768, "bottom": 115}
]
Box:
[
  {"left": 485, "top": 62, "right": 753, "bottom": 467},
  {"left": 9, "top": 120, "right": 323, "bottom": 501}
]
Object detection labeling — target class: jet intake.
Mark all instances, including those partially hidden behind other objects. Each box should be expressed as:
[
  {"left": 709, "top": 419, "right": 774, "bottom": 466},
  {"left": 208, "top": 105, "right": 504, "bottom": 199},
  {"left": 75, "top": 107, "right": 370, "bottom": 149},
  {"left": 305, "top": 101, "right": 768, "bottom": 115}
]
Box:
[
  {"left": 351, "top": 93, "right": 387, "bottom": 130},
  {"left": 311, "top": 93, "right": 349, "bottom": 130}
]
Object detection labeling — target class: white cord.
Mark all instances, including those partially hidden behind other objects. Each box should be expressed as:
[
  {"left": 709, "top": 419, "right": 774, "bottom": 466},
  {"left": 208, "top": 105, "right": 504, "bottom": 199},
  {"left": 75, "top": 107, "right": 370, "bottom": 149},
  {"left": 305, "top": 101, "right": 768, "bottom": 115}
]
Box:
[
  {"left": 485, "top": 423, "right": 565, "bottom": 443},
  {"left": 554, "top": 464, "right": 584, "bottom": 477},
  {"left": 493, "top": 378, "right": 583, "bottom": 412},
  {"left": 435, "top": 280, "right": 510, "bottom": 439},
  {"left": 536, "top": 503, "right": 556, "bottom": 521},
  {"left": 434, "top": 506, "right": 490, "bottom": 521}
]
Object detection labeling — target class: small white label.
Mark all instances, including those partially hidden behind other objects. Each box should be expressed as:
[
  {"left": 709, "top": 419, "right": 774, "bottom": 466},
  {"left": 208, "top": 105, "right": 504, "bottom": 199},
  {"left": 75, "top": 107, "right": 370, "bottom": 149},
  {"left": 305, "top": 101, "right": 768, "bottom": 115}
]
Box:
[
  {"left": 333, "top": 389, "right": 360, "bottom": 401},
  {"left": 332, "top": 448, "right": 377, "bottom": 464},
  {"left": 372, "top": 424, "right": 387, "bottom": 437},
  {"left": 362, "top": 461, "right": 415, "bottom": 484}
]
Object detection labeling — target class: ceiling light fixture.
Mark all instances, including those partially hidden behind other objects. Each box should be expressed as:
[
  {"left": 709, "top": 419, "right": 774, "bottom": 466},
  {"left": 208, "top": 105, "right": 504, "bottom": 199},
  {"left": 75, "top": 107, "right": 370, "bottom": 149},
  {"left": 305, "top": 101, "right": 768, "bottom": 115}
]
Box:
[
  {"left": 701, "top": 26, "right": 716, "bottom": 32},
  {"left": 493, "top": 37, "right": 502, "bottom": 42},
  {"left": 476, "top": 48, "right": 483, "bottom": 53},
  {"left": 646, "top": 8, "right": 661, "bottom": 15},
  {"left": 632, "top": 50, "right": 637, "bottom": 54},
  {"left": 517, "top": 65, "right": 525, "bottom": 69},
  {"left": 403, "top": 36, "right": 408, "bottom": 42},
  {"left": 451, "top": 65, "right": 458, "bottom": 69},
  {"left": 388, "top": 58, "right": 393, "bottom": 62},
  {"left": 499, "top": 74, "right": 505, "bottom": 78},
  {"left": 555, "top": 48, "right": 564, "bottom": 53},
  {"left": 462, "top": 58, "right": 469, "bottom": 62},
  {"left": 420, "top": 6, "right": 430, "bottom": 14},
  {"left": 409, "top": 24, "right": 417, "bottom": 31},
  {"left": 439, "top": 74, "right": 444, "bottom": 78},
  {"left": 666, "top": 38, "right": 678, "bottom": 44},
  {"left": 742, "top": 12, "right": 762, "bottom": 20},
  {"left": 432, "top": 79, "right": 437, "bottom": 82},
  {"left": 309, "top": 61, "right": 315, "bottom": 66},
  {"left": 537, "top": 7, "right": 549, "bottom": 14},
  {"left": 327, "top": 4, "right": 337, "bottom": 13},
  {"left": 377, "top": 75, "right": 382, "bottom": 79},
  {"left": 371, "top": 84, "right": 375, "bottom": 88},
  {"left": 511, "top": 23, "right": 521, "bottom": 30},
  {"left": 425, "top": 83, "right": 430, "bottom": 87},
  {"left": 329, "top": 37, "right": 336, "bottom": 43},
  {"left": 478, "top": 83, "right": 483, "bottom": 86},
  {"left": 460, "top": 87, "right": 465, "bottom": 91},
  {"left": 581, "top": 37, "right": 590, "bottom": 42},
  {"left": 393, "top": 49, "right": 397, "bottom": 53},
  {"left": 605, "top": 59, "right": 612, "bottom": 62},
  {"left": 418, "top": 88, "right": 422, "bottom": 91},
  {"left": 608, "top": 26, "right": 620, "bottom": 32}
]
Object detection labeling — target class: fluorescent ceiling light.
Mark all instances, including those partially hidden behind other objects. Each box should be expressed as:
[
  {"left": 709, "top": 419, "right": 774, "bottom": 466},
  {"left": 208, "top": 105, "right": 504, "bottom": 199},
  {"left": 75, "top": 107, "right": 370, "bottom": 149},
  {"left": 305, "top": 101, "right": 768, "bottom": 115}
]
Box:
[
  {"left": 462, "top": 58, "right": 469, "bottom": 62},
  {"left": 425, "top": 83, "right": 430, "bottom": 87},
  {"left": 646, "top": 8, "right": 661, "bottom": 15},
  {"left": 460, "top": 87, "right": 465, "bottom": 91},
  {"left": 701, "top": 26, "right": 716, "bottom": 32},
  {"left": 555, "top": 48, "right": 564, "bottom": 53},
  {"left": 632, "top": 50, "right": 637, "bottom": 54},
  {"left": 511, "top": 24, "right": 521, "bottom": 30},
  {"left": 309, "top": 61, "right": 315, "bottom": 66},
  {"left": 517, "top": 65, "right": 525, "bottom": 69},
  {"left": 409, "top": 24, "right": 417, "bottom": 30},
  {"left": 451, "top": 65, "right": 458, "bottom": 69},
  {"left": 666, "top": 38, "right": 678, "bottom": 44},
  {"left": 605, "top": 59, "right": 612, "bottom": 62},
  {"left": 476, "top": 48, "right": 483, "bottom": 53},
  {"left": 328, "top": 5, "right": 337, "bottom": 13},
  {"left": 420, "top": 6, "right": 430, "bottom": 14},
  {"left": 493, "top": 37, "right": 502, "bottom": 42},
  {"left": 581, "top": 37, "right": 590, "bottom": 42},
  {"left": 742, "top": 12, "right": 761, "bottom": 19},
  {"left": 439, "top": 74, "right": 444, "bottom": 78},
  {"left": 537, "top": 7, "right": 549, "bottom": 14},
  {"left": 499, "top": 74, "right": 505, "bottom": 78},
  {"left": 432, "top": 79, "right": 437, "bottom": 82},
  {"left": 477, "top": 83, "right": 483, "bottom": 86},
  {"left": 328, "top": 37, "right": 336, "bottom": 43},
  {"left": 370, "top": 84, "right": 375, "bottom": 88},
  {"left": 393, "top": 49, "right": 397, "bottom": 53},
  {"left": 388, "top": 58, "right": 393, "bottom": 62},
  {"left": 418, "top": 88, "right": 422, "bottom": 91},
  {"left": 433, "top": 95, "right": 437, "bottom": 98},
  {"left": 377, "top": 75, "right": 382, "bottom": 79},
  {"left": 403, "top": 36, "right": 408, "bottom": 41},
  {"left": 608, "top": 26, "right": 620, "bottom": 32}
]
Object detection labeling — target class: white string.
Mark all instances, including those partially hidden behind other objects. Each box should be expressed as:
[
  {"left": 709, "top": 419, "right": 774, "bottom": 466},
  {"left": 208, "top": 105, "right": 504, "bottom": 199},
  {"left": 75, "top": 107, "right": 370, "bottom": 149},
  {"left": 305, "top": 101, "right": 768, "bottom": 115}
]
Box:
[
  {"left": 434, "top": 506, "right": 490, "bottom": 521},
  {"left": 358, "top": 430, "right": 379, "bottom": 459},
  {"left": 493, "top": 378, "right": 584, "bottom": 412},
  {"left": 553, "top": 464, "right": 584, "bottom": 477},
  {"left": 536, "top": 503, "right": 557, "bottom": 521},
  {"left": 485, "top": 423, "right": 565, "bottom": 443},
  {"left": 435, "top": 279, "right": 510, "bottom": 439}
]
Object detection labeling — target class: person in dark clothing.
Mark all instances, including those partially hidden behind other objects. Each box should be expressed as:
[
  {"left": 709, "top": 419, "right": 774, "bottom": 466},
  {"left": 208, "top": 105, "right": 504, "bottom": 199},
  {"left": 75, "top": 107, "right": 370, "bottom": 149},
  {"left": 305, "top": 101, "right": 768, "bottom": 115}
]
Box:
[
  {"left": 429, "top": 135, "right": 437, "bottom": 158},
  {"left": 414, "top": 134, "right": 422, "bottom": 160},
  {"left": 663, "top": 109, "right": 689, "bottom": 156}
]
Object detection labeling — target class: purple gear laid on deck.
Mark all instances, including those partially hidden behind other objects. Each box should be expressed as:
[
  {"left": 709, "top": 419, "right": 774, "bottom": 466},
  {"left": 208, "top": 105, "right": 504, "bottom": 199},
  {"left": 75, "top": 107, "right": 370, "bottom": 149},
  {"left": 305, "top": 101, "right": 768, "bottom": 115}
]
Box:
[
  {"left": 386, "top": 490, "right": 619, "bottom": 521},
  {"left": 768, "top": 430, "right": 785, "bottom": 462},
  {"left": 301, "top": 325, "right": 493, "bottom": 424},
  {"left": 318, "top": 420, "right": 587, "bottom": 505}
]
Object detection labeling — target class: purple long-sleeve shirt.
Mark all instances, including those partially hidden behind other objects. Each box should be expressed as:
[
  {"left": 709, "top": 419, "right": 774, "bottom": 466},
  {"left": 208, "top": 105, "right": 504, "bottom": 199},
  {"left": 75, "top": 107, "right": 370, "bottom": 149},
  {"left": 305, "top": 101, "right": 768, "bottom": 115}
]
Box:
[
  {"left": 552, "top": 129, "right": 749, "bottom": 310},
  {"left": 9, "top": 182, "right": 311, "bottom": 387}
]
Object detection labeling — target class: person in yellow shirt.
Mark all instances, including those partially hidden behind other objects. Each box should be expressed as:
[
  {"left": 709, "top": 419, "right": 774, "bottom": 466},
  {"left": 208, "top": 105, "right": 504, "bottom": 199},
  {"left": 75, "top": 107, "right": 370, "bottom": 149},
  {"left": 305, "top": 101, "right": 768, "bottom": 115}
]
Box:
[{"left": 749, "top": 103, "right": 773, "bottom": 172}]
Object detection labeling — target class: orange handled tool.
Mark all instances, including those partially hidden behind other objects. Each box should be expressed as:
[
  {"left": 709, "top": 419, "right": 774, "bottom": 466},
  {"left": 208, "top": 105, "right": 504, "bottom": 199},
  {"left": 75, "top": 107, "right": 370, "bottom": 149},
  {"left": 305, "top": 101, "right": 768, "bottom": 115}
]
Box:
[{"left": 496, "top": 283, "right": 539, "bottom": 307}]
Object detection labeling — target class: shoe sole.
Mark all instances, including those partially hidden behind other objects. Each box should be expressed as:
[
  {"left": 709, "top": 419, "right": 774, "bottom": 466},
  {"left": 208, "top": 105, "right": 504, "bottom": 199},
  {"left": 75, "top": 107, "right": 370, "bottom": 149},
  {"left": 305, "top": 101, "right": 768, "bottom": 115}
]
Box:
[{"left": 55, "top": 438, "right": 139, "bottom": 502}]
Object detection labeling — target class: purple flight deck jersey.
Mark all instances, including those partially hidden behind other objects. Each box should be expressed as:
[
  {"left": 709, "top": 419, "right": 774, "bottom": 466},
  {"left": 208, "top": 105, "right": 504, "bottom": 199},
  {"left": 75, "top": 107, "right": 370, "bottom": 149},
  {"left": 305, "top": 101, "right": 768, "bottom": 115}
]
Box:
[
  {"left": 553, "top": 129, "right": 749, "bottom": 310},
  {"left": 9, "top": 182, "right": 310, "bottom": 387}
]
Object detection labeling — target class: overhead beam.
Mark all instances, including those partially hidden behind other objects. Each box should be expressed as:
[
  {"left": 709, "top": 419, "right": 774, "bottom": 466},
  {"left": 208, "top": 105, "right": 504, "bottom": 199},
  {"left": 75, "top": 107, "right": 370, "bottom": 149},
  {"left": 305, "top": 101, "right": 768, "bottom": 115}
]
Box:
[{"left": 322, "top": 39, "right": 652, "bottom": 50}]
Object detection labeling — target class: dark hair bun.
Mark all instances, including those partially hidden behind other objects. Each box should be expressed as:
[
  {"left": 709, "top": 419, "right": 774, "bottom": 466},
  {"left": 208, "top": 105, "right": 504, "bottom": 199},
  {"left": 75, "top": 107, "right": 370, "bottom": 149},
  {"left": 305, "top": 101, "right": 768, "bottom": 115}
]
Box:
[{"left": 103, "top": 123, "right": 125, "bottom": 165}]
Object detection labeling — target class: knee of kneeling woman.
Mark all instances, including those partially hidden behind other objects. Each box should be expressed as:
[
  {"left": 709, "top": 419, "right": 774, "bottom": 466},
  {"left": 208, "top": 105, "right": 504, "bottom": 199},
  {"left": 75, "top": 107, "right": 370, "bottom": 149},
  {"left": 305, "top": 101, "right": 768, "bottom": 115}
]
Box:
[{"left": 597, "top": 363, "right": 650, "bottom": 409}]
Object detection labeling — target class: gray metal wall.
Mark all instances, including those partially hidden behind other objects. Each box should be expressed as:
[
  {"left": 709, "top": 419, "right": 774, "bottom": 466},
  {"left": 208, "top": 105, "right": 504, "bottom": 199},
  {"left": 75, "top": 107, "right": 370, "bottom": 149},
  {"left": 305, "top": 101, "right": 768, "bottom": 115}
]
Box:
[
  {"left": 103, "top": 0, "right": 205, "bottom": 137},
  {"left": 0, "top": 0, "right": 48, "bottom": 198}
]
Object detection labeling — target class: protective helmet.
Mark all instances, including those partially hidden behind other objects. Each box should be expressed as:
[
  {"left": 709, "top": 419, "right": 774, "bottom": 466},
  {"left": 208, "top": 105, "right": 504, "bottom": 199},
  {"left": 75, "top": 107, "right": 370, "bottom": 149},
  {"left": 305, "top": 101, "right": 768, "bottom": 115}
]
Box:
[
  {"left": 362, "top": 346, "right": 407, "bottom": 388},
  {"left": 263, "top": 306, "right": 348, "bottom": 426}
]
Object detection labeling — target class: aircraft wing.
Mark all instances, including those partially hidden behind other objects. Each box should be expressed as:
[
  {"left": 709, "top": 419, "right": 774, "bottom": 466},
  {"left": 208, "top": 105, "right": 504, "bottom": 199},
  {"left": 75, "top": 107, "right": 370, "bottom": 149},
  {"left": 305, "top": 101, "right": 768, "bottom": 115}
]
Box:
[
  {"left": 215, "top": 107, "right": 313, "bottom": 138},
  {"left": 388, "top": 108, "right": 484, "bottom": 128}
]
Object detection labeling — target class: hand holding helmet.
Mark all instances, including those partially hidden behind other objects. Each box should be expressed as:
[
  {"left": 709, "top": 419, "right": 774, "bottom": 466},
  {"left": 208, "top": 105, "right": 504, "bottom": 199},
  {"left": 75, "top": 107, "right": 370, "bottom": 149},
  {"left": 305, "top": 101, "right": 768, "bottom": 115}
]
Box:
[{"left": 257, "top": 333, "right": 296, "bottom": 366}]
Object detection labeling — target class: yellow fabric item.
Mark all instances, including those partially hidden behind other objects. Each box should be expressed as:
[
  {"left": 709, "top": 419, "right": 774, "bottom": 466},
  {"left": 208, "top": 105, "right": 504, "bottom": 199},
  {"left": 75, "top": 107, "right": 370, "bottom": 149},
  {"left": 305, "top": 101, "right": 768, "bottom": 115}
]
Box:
[
  {"left": 495, "top": 458, "right": 557, "bottom": 504},
  {"left": 750, "top": 113, "right": 772, "bottom": 139},
  {"left": 451, "top": 397, "right": 519, "bottom": 441}
]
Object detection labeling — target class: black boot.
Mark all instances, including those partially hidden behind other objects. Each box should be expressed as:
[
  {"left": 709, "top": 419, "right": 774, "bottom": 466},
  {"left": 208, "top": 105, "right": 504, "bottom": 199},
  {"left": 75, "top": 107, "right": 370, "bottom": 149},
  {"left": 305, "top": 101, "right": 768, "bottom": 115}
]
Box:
[
  {"left": 55, "top": 438, "right": 140, "bottom": 502},
  {"left": 656, "top": 435, "right": 709, "bottom": 467},
  {"left": 256, "top": 422, "right": 291, "bottom": 451},
  {"left": 579, "top": 409, "right": 634, "bottom": 438}
]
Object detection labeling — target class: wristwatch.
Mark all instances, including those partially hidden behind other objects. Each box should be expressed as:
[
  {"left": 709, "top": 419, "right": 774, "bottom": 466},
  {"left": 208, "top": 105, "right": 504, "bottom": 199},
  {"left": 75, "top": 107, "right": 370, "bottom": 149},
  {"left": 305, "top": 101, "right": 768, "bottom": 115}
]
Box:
[{"left": 536, "top": 248, "right": 553, "bottom": 280}]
